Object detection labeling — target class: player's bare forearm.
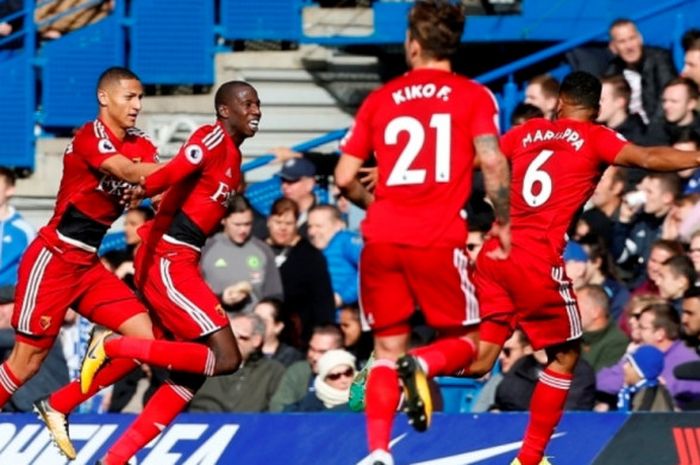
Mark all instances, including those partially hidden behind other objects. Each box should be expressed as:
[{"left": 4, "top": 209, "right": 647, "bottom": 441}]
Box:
[
  {"left": 339, "top": 178, "right": 374, "bottom": 210},
  {"left": 615, "top": 144, "right": 700, "bottom": 172},
  {"left": 475, "top": 135, "right": 510, "bottom": 224}
]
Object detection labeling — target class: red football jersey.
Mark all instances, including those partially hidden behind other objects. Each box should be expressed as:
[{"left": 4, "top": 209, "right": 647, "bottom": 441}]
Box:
[
  {"left": 140, "top": 121, "right": 242, "bottom": 251},
  {"left": 40, "top": 119, "right": 158, "bottom": 253},
  {"left": 340, "top": 68, "right": 499, "bottom": 247},
  {"left": 500, "top": 118, "right": 629, "bottom": 262}
]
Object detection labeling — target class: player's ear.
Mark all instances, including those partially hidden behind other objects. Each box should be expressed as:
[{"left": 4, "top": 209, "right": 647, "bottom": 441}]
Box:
[
  {"left": 97, "top": 88, "right": 108, "bottom": 107},
  {"left": 217, "top": 105, "right": 230, "bottom": 119}
]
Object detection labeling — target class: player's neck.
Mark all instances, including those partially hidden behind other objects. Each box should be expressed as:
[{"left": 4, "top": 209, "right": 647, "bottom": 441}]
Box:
[
  {"left": 99, "top": 115, "right": 127, "bottom": 141},
  {"left": 412, "top": 57, "right": 451, "bottom": 72}
]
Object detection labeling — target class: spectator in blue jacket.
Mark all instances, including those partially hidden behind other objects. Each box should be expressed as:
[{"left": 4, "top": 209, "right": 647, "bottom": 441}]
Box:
[
  {"left": 0, "top": 167, "right": 34, "bottom": 287},
  {"left": 308, "top": 204, "right": 362, "bottom": 308}
]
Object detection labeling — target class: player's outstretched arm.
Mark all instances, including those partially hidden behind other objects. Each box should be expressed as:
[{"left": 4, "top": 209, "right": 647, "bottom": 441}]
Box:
[
  {"left": 335, "top": 154, "right": 374, "bottom": 210},
  {"left": 100, "top": 155, "right": 160, "bottom": 184},
  {"left": 614, "top": 144, "right": 700, "bottom": 172},
  {"left": 475, "top": 134, "right": 511, "bottom": 258}
]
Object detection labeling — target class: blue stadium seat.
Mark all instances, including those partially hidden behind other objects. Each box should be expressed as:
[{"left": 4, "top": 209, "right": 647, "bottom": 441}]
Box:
[
  {"left": 435, "top": 376, "right": 484, "bottom": 414},
  {"left": 0, "top": 50, "right": 35, "bottom": 171},
  {"left": 40, "top": 12, "right": 124, "bottom": 128},
  {"left": 130, "top": 0, "right": 215, "bottom": 85},
  {"left": 219, "top": 0, "right": 303, "bottom": 41}
]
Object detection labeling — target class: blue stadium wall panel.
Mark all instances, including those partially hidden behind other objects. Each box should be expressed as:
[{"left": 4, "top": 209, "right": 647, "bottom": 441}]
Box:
[
  {"left": 0, "top": 412, "right": 632, "bottom": 464},
  {"left": 130, "top": 0, "right": 215, "bottom": 85},
  {"left": 220, "top": 0, "right": 303, "bottom": 41},
  {"left": 41, "top": 14, "right": 124, "bottom": 128},
  {"left": 0, "top": 51, "right": 34, "bottom": 171}
]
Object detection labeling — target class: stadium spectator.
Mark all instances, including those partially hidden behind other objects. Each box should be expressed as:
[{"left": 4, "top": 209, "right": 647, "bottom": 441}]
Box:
[
  {"left": 524, "top": 74, "right": 559, "bottom": 119},
  {"left": 577, "top": 235, "right": 631, "bottom": 323},
  {"left": 0, "top": 0, "right": 23, "bottom": 51},
  {"left": 578, "top": 284, "right": 629, "bottom": 372},
  {"left": 672, "top": 130, "right": 700, "bottom": 196},
  {"left": 268, "top": 325, "right": 343, "bottom": 412},
  {"left": 189, "top": 312, "right": 285, "bottom": 412},
  {"left": 656, "top": 255, "right": 696, "bottom": 313},
  {"left": 338, "top": 305, "right": 373, "bottom": 367},
  {"left": 201, "top": 194, "right": 283, "bottom": 313},
  {"left": 510, "top": 103, "right": 544, "bottom": 127},
  {"left": 576, "top": 167, "right": 625, "bottom": 242},
  {"left": 634, "top": 240, "right": 685, "bottom": 298},
  {"left": 253, "top": 298, "right": 303, "bottom": 368},
  {"left": 612, "top": 173, "right": 682, "bottom": 287},
  {"left": 492, "top": 349, "right": 596, "bottom": 412},
  {"left": 606, "top": 18, "right": 677, "bottom": 123},
  {"left": 595, "top": 295, "right": 665, "bottom": 409},
  {"left": 661, "top": 193, "right": 700, "bottom": 242},
  {"left": 681, "top": 29, "right": 700, "bottom": 92},
  {"left": 35, "top": 0, "right": 113, "bottom": 40},
  {"left": 278, "top": 157, "right": 317, "bottom": 237},
  {"left": 472, "top": 330, "right": 532, "bottom": 412},
  {"left": 266, "top": 197, "right": 335, "bottom": 347},
  {"left": 674, "top": 288, "right": 700, "bottom": 392},
  {"left": 307, "top": 204, "right": 362, "bottom": 308},
  {"left": 107, "top": 206, "right": 154, "bottom": 287},
  {"left": 597, "top": 75, "right": 647, "bottom": 144},
  {"left": 687, "top": 231, "right": 700, "bottom": 280},
  {"left": 646, "top": 78, "right": 700, "bottom": 146},
  {"left": 284, "top": 348, "right": 356, "bottom": 412},
  {"left": 563, "top": 241, "right": 588, "bottom": 290},
  {"left": 0, "top": 167, "right": 34, "bottom": 287},
  {"left": 637, "top": 303, "right": 700, "bottom": 409},
  {"left": 617, "top": 345, "right": 675, "bottom": 412}
]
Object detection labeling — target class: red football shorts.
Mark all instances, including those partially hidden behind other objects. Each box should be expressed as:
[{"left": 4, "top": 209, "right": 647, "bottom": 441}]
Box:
[
  {"left": 136, "top": 243, "right": 228, "bottom": 341},
  {"left": 12, "top": 237, "right": 148, "bottom": 346},
  {"left": 359, "top": 242, "right": 479, "bottom": 337},
  {"left": 474, "top": 238, "right": 583, "bottom": 351}
]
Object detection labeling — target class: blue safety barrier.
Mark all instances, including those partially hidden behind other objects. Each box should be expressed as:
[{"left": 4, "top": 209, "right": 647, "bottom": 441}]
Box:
[{"left": 219, "top": 0, "right": 304, "bottom": 41}]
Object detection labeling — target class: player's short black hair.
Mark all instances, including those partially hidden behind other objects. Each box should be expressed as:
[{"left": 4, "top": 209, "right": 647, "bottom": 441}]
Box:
[
  {"left": 97, "top": 67, "right": 140, "bottom": 90},
  {"left": 214, "top": 80, "right": 254, "bottom": 118},
  {"left": 559, "top": 71, "right": 602, "bottom": 113}
]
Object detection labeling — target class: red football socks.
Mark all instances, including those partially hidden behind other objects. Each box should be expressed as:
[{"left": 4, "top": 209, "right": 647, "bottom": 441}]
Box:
[
  {"left": 49, "top": 358, "right": 138, "bottom": 414},
  {"left": 0, "top": 363, "right": 20, "bottom": 408},
  {"left": 102, "top": 381, "right": 193, "bottom": 465},
  {"left": 411, "top": 337, "right": 476, "bottom": 377},
  {"left": 365, "top": 360, "right": 401, "bottom": 454},
  {"left": 517, "top": 368, "right": 573, "bottom": 465},
  {"left": 105, "top": 337, "right": 215, "bottom": 376}
]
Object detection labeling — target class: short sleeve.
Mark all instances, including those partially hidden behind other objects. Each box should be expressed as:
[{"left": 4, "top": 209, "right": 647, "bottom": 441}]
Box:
[
  {"left": 339, "top": 93, "right": 376, "bottom": 161},
  {"left": 499, "top": 126, "right": 520, "bottom": 160},
  {"left": 470, "top": 86, "right": 500, "bottom": 138},
  {"left": 590, "top": 125, "right": 629, "bottom": 164},
  {"left": 71, "top": 129, "right": 119, "bottom": 170}
]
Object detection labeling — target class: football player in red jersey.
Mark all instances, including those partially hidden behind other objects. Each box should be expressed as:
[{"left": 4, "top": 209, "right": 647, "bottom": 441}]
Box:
[
  {"left": 0, "top": 67, "right": 162, "bottom": 456},
  {"left": 467, "top": 71, "right": 700, "bottom": 465},
  {"left": 74, "top": 80, "right": 260, "bottom": 465},
  {"left": 335, "top": 2, "right": 511, "bottom": 464}
]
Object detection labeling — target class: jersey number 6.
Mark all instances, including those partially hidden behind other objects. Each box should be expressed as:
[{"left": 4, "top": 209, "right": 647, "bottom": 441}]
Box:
[
  {"left": 385, "top": 114, "right": 451, "bottom": 186},
  {"left": 523, "top": 149, "right": 554, "bottom": 207}
]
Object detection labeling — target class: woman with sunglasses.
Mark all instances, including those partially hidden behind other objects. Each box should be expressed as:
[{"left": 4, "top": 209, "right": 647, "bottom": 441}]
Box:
[{"left": 284, "top": 348, "right": 356, "bottom": 412}]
